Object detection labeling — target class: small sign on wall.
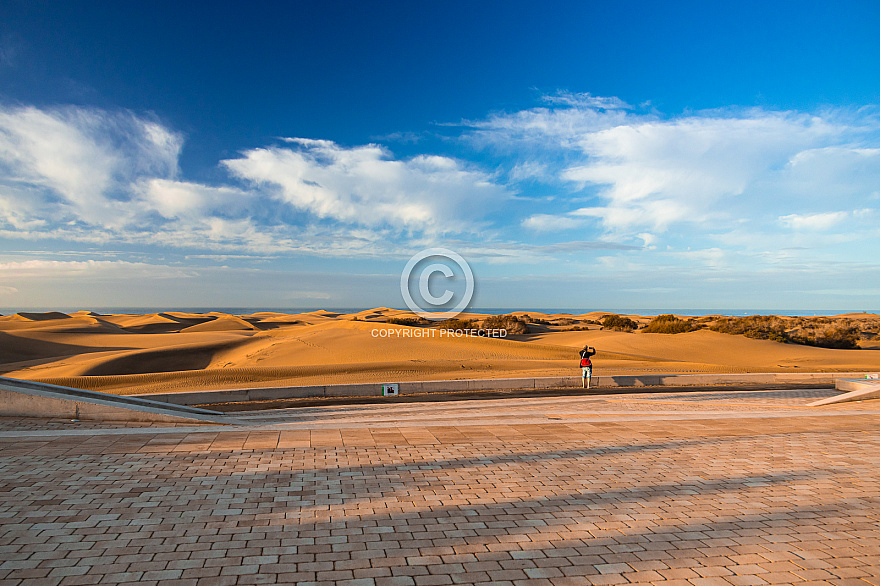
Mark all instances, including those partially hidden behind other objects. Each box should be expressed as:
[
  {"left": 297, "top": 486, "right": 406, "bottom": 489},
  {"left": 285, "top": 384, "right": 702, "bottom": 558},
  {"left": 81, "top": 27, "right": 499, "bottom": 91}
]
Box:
[{"left": 382, "top": 383, "right": 399, "bottom": 396}]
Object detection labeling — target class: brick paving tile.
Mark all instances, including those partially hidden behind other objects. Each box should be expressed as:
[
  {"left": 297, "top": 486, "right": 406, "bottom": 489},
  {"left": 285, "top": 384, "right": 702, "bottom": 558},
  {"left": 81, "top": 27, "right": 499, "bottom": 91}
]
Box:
[
  {"left": 585, "top": 573, "right": 629, "bottom": 585},
  {"left": 413, "top": 576, "right": 453, "bottom": 586},
  {"left": 690, "top": 578, "right": 737, "bottom": 586},
  {"left": 2, "top": 391, "right": 880, "bottom": 585},
  {"left": 727, "top": 575, "right": 771, "bottom": 585}
]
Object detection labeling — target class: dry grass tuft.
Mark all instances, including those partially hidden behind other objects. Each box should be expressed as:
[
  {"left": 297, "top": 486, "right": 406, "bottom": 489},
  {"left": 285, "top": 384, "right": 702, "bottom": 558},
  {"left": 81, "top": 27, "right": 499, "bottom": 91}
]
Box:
[
  {"left": 435, "top": 318, "right": 477, "bottom": 330},
  {"left": 642, "top": 314, "right": 700, "bottom": 334},
  {"left": 386, "top": 317, "right": 430, "bottom": 326},
  {"left": 710, "top": 315, "right": 862, "bottom": 349},
  {"left": 482, "top": 314, "right": 530, "bottom": 334}
]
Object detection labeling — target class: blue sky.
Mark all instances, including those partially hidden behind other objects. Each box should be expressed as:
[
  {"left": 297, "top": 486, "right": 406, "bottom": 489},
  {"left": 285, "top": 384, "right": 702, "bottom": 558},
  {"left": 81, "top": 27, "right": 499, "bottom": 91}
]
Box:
[{"left": 1, "top": 0, "right": 879, "bottom": 311}]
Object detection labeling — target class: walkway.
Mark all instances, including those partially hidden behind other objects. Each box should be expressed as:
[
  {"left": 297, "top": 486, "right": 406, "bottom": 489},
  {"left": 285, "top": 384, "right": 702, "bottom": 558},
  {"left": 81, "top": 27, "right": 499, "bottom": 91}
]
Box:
[{"left": 1, "top": 388, "right": 879, "bottom": 585}]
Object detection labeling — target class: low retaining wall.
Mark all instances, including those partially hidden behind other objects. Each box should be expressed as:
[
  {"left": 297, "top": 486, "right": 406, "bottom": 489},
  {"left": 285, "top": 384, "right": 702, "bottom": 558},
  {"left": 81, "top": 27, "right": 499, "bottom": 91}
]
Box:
[
  {"left": 134, "top": 372, "right": 874, "bottom": 407},
  {"left": 0, "top": 376, "right": 230, "bottom": 424},
  {"left": 835, "top": 378, "right": 880, "bottom": 393},
  {"left": 808, "top": 378, "right": 880, "bottom": 406}
]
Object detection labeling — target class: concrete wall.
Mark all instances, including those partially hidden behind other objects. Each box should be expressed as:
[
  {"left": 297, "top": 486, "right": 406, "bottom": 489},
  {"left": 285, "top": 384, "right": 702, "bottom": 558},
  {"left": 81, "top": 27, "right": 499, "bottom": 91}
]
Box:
[
  {"left": 808, "top": 378, "right": 880, "bottom": 406},
  {"left": 135, "top": 371, "right": 875, "bottom": 407},
  {"left": 0, "top": 376, "right": 229, "bottom": 424},
  {"left": 836, "top": 378, "right": 880, "bottom": 393}
]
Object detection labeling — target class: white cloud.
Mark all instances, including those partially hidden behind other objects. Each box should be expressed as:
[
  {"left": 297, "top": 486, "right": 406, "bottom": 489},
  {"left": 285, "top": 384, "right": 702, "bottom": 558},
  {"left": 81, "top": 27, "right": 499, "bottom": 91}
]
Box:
[
  {"left": 675, "top": 247, "right": 728, "bottom": 269},
  {"left": 508, "top": 160, "right": 549, "bottom": 182},
  {"left": 136, "top": 178, "right": 254, "bottom": 220},
  {"left": 0, "top": 259, "right": 95, "bottom": 270},
  {"left": 465, "top": 98, "right": 632, "bottom": 152},
  {"left": 779, "top": 211, "right": 849, "bottom": 230},
  {"left": 541, "top": 91, "right": 631, "bottom": 110},
  {"left": 0, "top": 105, "right": 181, "bottom": 227},
  {"left": 222, "top": 138, "right": 509, "bottom": 232},
  {"left": 564, "top": 115, "right": 819, "bottom": 200},
  {"left": 185, "top": 254, "right": 275, "bottom": 261},
  {"left": 783, "top": 146, "right": 880, "bottom": 201},
  {"left": 0, "top": 285, "right": 17, "bottom": 294},
  {"left": 462, "top": 99, "right": 880, "bottom": 276},
  {"left": 0, "top": 105, "right": 514, "bottom": 254},
  {"left": 2, "top": 98, "right": 878, "bottom": 276},
  {"left": 637, "top": 233, "right": 657, "bottom": 248},
  {"left": 0, "top": 259, "right": 189, "bottom": 278},
  {"left": 522, "top": 214, "right": 587, "bottom": 231}
]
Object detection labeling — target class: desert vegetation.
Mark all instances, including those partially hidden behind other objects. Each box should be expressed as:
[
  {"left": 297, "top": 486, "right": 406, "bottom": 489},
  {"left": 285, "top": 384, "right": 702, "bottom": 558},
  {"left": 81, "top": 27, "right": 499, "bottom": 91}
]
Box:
[
  {"left": 642, "top": 314, "right": 701, "bottom": 334},
  {"left": 435, "top": 318, "right": 478, "bottom": 330},
  {"left": 482, "top": 314, "right": 530, "bottom": 334},
  {"left": 710, "top": 315, "right": 862, "bottom": 349},
  {"left": 601, "top": 315, "right": 639, "bottom": 332},
  {"left": 710, "top": 315, "right": 789, "bottom": 343},
  {"left": 386, "top": 316, "right": 430, "bottom": 326},
  {"left": 520, "top": 315, "right": 550, "bottom": 325},
  {"left": 862, "top": 321, "right": 880, "bottom": 340},
  {"left": 788, "top": 318, "right": 862, "bottom": 349}
]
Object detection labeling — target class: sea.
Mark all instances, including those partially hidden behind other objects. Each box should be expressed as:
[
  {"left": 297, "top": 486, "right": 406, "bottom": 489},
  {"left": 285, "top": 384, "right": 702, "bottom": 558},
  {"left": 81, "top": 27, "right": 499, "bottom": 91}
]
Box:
[{"left": 1, "top": 307, "right": 877, "bottom": 317}]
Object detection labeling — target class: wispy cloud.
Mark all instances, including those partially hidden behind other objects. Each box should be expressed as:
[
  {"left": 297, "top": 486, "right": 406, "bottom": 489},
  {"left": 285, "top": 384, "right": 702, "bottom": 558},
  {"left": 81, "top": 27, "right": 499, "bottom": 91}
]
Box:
[
  {"left": 541, "top": 91, "right": 631, "bottom": 110},
  {"left": 0, "top": 259, "right": 191, "bottom": 278},
  {"left": 521, "top": 213, "right": 588, "bottom": 231},
  {"left": 0, "top": 105, "right": 181, "bottom": 228},
  {"left": 779, "top": 211, "right": 849, "bottom": 230}
]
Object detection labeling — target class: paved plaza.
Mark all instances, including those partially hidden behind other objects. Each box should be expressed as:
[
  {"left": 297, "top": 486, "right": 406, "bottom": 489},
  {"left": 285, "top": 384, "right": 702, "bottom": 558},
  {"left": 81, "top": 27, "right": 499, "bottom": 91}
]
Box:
[{"left": 1, "top": 387, "right": 879, "bottom": 585}]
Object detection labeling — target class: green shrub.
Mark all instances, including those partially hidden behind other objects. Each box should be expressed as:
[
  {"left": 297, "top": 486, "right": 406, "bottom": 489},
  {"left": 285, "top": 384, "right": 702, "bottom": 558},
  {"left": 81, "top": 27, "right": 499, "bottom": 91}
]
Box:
[
  {"left": 601, "top": 314, "right": 638, "bottom": 332},
  {"left": 642, "top": 314, "right": 700, "bottom": 334}
]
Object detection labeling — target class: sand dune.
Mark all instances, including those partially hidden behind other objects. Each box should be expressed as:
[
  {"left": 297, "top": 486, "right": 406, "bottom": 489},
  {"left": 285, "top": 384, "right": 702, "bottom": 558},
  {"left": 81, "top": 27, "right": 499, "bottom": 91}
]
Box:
[
  {"left": 180, "top": 314, "right": 256, "bottom": 332},
  {"left": 1, "top": 309, "right": 878, "bottom": 395},
  {"left": 17, "top": 311, "right": 72, "bottom": 321}
]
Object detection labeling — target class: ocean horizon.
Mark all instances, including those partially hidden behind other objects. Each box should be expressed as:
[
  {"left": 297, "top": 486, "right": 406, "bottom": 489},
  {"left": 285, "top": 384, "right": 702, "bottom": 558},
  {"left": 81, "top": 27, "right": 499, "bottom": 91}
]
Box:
[{"left": 2, "top": 307, "right": 877, "bottom": 318}]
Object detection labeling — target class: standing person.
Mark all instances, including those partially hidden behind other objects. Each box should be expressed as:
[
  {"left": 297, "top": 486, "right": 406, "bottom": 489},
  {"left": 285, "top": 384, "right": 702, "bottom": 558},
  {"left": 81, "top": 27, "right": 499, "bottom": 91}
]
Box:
[{"left": 579, "top": 345, "right": 596, "bottom": 389}]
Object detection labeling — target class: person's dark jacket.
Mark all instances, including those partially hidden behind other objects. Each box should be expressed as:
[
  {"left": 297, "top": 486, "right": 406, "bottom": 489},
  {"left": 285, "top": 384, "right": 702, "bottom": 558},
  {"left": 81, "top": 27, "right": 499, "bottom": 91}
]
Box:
[{"left": 579, "top": 347, "right": 595, "bottom": 365}]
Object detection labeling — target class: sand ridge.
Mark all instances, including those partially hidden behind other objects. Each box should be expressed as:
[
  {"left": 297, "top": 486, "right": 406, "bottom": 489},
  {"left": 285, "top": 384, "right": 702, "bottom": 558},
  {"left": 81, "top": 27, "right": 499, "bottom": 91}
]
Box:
[{"left": 1, "top": 309, "right": 878, "bottom": 394}]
